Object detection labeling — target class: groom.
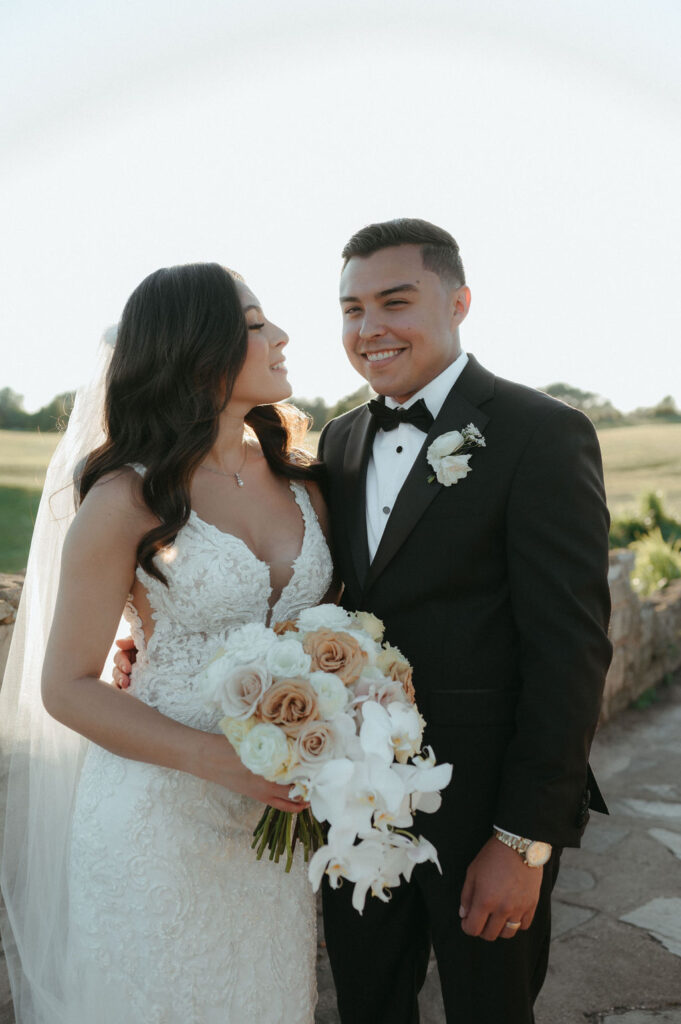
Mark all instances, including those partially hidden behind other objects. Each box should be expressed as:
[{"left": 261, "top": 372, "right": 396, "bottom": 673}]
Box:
[{"left": 318, "top": 219, "right": 612, "bottom": 1023}]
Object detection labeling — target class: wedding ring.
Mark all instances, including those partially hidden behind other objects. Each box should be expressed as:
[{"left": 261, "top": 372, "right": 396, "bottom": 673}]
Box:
[{"left": 504, "top": 921, "right": 521, "bottom": 931}]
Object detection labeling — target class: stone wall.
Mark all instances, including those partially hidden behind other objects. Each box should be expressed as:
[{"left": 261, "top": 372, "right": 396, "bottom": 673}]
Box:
[
  {"left": 603, "top": 549, "right": 681, "bottom": 721},
  {"left": 1, "top": 558, "right": 681, "bottom": 720},
  {"left": 0, "top": 574, "right": 24, "bottom": 685}
]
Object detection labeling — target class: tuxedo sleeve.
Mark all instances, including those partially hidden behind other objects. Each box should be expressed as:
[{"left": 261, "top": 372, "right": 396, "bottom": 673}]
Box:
[{"left": 494, "top": 403, "right": 612, "bottom": 848}]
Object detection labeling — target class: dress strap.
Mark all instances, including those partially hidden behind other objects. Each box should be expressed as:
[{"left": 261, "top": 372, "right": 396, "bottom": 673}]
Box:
[{"left": 127, "top": 463, "right": 146, "bottom": 478}]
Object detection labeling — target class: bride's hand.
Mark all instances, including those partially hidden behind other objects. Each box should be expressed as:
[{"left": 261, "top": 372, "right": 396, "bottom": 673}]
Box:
[{"left": 197, "top": 732, "right": 308, "bottom": 814}]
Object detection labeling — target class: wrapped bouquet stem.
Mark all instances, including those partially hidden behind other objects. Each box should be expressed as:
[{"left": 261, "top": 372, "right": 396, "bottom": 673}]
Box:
[{"left": 200, "top": 605, "right": 453, "bottom": 912}]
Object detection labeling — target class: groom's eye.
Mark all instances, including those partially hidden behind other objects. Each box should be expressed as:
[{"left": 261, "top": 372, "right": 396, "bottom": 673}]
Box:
[
  {"left": 343, "top": 307, "right": 361, "bottom": 315},
  {"left": 386, "top": 300, "right": 407, "bottom": 307}
]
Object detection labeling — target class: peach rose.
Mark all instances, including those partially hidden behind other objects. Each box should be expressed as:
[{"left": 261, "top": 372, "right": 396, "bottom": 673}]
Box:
[
  {"left": 257, "top": 679, "right": 319, "bottom": 738},
  {"left": 303, "top": 629, "right": 368, "bottom": 686},
  {"left": 273, "top": 619, "right": 299, "bottom": 636},
  {"left": 293, "top": 720, "right": 339, "bottom": 768},
  {"left": 376, "top": 645, "right": 415, "bottom": 704}
]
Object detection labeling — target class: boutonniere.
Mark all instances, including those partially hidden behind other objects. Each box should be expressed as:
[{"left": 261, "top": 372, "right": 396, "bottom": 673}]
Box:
[{"left": 426, "top": 423, "right": 486, "bottom": 485}]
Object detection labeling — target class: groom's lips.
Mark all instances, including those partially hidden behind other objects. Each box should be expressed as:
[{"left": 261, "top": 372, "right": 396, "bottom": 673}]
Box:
[{"left": 361, "top": 348, "right": 406, "bottom": 366}]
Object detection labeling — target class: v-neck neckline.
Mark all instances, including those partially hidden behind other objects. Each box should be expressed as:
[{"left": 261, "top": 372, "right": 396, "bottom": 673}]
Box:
[{"left": 187, "top": 480, "right": 308, "bottom": 626}]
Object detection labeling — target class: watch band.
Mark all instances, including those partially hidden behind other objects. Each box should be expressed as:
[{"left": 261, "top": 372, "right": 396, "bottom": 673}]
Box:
[{"left": 493, "top": 828, "right": 553, "bottom": 867}]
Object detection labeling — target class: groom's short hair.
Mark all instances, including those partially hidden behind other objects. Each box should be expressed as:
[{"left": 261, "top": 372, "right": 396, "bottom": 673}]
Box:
[{"left": 341, "top": 218, "right": 466, "bottom": 287}]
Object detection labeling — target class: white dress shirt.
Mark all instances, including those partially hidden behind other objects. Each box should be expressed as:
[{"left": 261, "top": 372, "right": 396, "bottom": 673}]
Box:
[{"left": 365, "top": 351, "right": 469, "bottom": 561}]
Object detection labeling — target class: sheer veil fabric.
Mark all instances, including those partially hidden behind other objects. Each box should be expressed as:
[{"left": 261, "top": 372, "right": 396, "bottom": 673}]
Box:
[{"left": 0, "top": 329, "right": 116, "bottom": 1024}]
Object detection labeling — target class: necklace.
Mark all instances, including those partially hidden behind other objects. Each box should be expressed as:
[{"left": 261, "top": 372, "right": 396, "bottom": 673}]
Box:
[{"left": 200, "top": 442, "right": 248, "bottom": 488}]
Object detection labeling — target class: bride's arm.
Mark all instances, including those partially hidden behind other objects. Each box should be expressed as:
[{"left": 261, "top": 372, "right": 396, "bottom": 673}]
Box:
[{"left": 42, "top": 470, "right": 304, "bottom": 813}]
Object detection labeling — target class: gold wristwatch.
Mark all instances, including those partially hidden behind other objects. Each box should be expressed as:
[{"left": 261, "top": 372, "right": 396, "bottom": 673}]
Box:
[{"left": 493, "top": 828, "right": 552, "bottom": 867}]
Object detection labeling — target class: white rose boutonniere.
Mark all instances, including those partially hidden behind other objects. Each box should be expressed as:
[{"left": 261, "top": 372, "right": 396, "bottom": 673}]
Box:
[{"left": 426, "top": 423, "right": 486, "bottom": 486}]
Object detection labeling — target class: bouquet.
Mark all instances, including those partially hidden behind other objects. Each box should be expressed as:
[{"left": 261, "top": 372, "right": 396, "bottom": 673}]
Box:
[{"left": 199, "top": 604, "right": 453, "bottom": 912}]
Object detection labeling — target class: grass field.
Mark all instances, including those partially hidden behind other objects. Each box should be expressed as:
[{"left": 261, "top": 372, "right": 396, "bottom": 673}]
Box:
[{"left": 1, "top": 423, "right": 680, "bottom": 573}]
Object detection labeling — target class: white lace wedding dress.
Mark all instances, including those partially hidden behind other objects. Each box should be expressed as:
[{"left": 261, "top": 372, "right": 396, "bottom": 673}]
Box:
[{"left": 64, "top": 476, "right": 333, "bottom": 1024}]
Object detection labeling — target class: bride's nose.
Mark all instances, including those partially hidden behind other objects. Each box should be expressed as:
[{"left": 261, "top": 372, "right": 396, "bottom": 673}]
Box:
[{"left": 271, "top": 324, "right": 288, "bottom": 349}]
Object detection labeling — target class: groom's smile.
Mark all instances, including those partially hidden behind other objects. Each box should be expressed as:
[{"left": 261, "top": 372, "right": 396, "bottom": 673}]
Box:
[{"left": 340, "top": 244, "right": 470, "bottom": 405}]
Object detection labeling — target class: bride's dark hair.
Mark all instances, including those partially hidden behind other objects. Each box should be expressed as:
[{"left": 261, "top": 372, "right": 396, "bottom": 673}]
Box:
[{"left": 79, "top": 262, "right": 320, "bottom": 584}]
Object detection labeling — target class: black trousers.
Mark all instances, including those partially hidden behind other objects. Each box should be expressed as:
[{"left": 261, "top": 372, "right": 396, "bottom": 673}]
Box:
[{"left": 322, "top": 848, "right": 562, "bottom": 1024}]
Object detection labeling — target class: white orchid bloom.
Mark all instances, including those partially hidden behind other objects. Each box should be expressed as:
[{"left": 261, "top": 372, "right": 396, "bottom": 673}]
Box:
[
  {"left": 392, "top": 759, "right": 453, "bottom": 795},
  {"left": 372, "top": 793, "right": 414, "bottom": 831},
  {"left": 308, "top": 841, "right": 357, "bottom": 893},
  {"left": 400, "top": 836, "right": 443, "bottom": 882},
  {"left": 308, "top": 758, "right": 354, "bottom": 823},
  {"left": 384, "top": 702, "right": 425, "bottom": 763},
  {"left": 358, "top": 700, "right": 395, "bottom": 764}
]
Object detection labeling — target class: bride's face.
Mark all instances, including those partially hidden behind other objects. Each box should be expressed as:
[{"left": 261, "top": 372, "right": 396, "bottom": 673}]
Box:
[{"left": 228, "top": 281, "right": 292, "bottom": 408}]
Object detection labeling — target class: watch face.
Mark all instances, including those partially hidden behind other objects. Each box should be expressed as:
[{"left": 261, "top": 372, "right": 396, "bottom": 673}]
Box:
[{"left": 526, "top": 842, "right": 552, "bottom": 867}]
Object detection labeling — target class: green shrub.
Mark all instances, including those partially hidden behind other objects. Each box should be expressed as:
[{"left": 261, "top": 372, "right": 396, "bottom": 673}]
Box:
[
  {"left": 610, "top": 491, "right": 681, "bottom": 549},
  {"left": 630, "top": 528, "right": 681, "bottom": 597}
]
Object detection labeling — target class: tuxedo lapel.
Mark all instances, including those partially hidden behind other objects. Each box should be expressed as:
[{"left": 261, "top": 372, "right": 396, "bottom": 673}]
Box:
[
  {"left": 342, "top": 405, "right": 377, "bottom": 591},
  {"left": 363, "top": 356, "right": 493, "bottom": 594}
]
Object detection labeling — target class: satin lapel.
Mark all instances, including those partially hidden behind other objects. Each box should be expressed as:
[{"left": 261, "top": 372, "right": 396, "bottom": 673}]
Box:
[
  {"left": 342, "top": 406, "right": 377, "bottom": 591},
  {"left": 363, "top": 379, "right": 490, "bottom": 594}
]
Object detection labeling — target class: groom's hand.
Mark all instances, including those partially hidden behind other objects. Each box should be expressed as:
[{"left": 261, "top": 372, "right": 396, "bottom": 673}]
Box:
[
  {"left": 458, "top": 837, "right": 542, "bottom": 941},
  {"left": 113, "top": 636, "right": 137, "bottom": 689}
]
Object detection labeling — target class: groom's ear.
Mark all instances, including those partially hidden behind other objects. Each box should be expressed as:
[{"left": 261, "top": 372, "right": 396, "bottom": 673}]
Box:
[{"left": 451, "top": 285, "right": 471, "bottom": 327}]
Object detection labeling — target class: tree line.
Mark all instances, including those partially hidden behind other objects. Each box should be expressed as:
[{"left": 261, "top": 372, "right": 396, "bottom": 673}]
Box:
[{"left": 0, "top": 382, "right": 679, "bottom": 433}]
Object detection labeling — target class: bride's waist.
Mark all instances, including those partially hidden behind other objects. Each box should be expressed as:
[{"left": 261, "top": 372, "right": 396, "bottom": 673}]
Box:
[{"left": 128, "top": 661, "right": 219, "bottom": 732}]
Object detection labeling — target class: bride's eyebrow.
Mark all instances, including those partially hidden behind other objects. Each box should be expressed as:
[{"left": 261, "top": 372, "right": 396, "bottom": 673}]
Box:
[{"left": 243, "top": 304, "right": 262, "bottom": 314}]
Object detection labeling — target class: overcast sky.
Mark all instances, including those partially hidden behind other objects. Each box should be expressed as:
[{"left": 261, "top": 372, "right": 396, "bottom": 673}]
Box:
[{"left": 1, "top": 0, "right": 679, "bottom": 413}]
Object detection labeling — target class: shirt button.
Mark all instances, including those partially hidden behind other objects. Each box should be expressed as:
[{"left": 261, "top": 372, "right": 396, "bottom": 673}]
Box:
[
  {"left": 382, "top": 506, "right": 391, "bottom": 514},
  {"left": 396, "top": 446, "right": 403, "bottom": 453}
]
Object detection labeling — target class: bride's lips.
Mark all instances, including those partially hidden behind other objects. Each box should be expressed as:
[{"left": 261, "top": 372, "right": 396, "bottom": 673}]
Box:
[{"left": 270, "top": 359, "right": 288, "bottom": 373}]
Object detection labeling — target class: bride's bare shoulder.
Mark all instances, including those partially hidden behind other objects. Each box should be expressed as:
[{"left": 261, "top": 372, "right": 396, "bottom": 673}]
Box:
[{"left": 74, "top": 467, "right": 158, "bottom": 539}]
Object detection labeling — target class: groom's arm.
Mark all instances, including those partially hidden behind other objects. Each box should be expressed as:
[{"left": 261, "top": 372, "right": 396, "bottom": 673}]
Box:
[
  {"left": 460, "top": 401, "right": 611, "bottom": 941},
  {"left": 495, "top": 401, "right": 612, "bottom": 846}
]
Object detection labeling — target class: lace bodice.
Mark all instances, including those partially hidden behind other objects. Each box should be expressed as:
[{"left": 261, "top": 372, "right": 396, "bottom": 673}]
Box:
[{"left": 123, "top": 471, "right": 333, "bottom": 732}]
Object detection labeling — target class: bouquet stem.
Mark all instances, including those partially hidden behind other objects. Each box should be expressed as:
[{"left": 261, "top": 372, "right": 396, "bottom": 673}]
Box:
[{"left": 251, "top": 807, "right": 324, "bottom": 872}]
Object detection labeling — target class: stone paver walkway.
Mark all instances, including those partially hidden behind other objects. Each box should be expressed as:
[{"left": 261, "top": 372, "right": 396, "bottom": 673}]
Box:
[{"left": 316, "top": 675, "right": 681, "bottom": 1023}]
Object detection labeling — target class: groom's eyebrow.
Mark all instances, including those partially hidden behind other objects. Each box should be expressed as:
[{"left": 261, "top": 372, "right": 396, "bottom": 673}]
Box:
[
  {"left": 377, "top": 283, "right": 419, "bottom": 298},
  {"left": 339, "top": 283, "right": 419, "bottom": 303}
]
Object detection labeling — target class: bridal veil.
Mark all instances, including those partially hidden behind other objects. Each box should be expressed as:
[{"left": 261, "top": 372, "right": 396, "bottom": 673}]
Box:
[{"left": 0, "top": 329, "right": 116, "bottom": 1023}]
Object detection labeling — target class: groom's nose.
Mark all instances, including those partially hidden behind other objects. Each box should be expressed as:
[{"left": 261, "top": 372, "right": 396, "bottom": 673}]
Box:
[{"left": 358, "top": 313, "right": 387, "bottom": 341}]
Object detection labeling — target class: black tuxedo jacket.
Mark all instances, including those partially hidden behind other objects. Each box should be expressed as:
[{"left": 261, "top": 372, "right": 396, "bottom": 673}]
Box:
[{"left": 318, "top": 354, "right": 612, "bottom": 853}]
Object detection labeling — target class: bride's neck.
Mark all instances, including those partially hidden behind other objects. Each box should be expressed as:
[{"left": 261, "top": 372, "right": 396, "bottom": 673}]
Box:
[{"left": 206, "top": 409, "right": 248, "bottom": 470}]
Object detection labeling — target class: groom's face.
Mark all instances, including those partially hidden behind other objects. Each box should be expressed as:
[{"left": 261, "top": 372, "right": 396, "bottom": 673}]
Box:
[{"left": 340, "top": 245, "right": 470, "bottom": 404}]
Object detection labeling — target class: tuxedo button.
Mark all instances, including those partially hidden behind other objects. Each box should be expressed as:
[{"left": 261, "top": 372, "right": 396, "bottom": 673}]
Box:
[
  {"left": 396, "top": 446, "right": 403, "bottom": 453},
  {"left": 382, "top": 506, "right": 391, "bottom": 514}
]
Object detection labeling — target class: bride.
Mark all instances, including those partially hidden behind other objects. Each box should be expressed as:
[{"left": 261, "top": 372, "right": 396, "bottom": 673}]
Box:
[{"left": 0, "top": 262, "right": 336, "bottom": 1023}]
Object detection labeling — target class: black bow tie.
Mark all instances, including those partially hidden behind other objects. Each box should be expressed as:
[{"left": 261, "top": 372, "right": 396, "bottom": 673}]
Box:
[{"left": 367, "top": 397, "right": 434, "bottom": 433}]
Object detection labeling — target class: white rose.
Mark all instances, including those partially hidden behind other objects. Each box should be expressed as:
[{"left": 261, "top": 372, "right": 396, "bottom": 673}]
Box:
[
  {"left": 296, "top": 604, "right": 353, "bottom": 635},
  {"left": 435, "top": 453, "right": 471, "bottom": 486},
  {"left": 345, "top": 628, "right": 381, "bottom": 659},
  {"left": 223, "top": 623, "right": 277, "bottom": 664},
  {"left": 200, "top": 651, "right": 230, "bottom": 707},
  {"left": 219, "top": 715, "right": 255, "bottom": 751},
  {"left": 216, "top": 663, "right": 272, "bottom": 719},
  {"left": 357, "top": 665, "right": 388, "bottom": 688},
  {"left": 239, "top": 723, "right": 292, "bottom": 780},
  {"left": 427, "top": 430, "right": 464, "bottom": 462},
  {"left": 266, "top": 637, "right": 312, "bottom": 679},
  {"left": 309, "top": 670, "right": 350, "bottom": 717}
]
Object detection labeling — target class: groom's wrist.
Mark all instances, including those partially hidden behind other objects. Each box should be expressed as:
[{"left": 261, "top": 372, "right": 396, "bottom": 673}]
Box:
[{"left": 493, "top": 826, "right": 552, "bottom": 867}]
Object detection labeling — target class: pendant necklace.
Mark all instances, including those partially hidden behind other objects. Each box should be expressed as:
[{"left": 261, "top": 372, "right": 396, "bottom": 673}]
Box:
[{"left": 200, "top": 442, "right": 248, "bottom": 488}]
